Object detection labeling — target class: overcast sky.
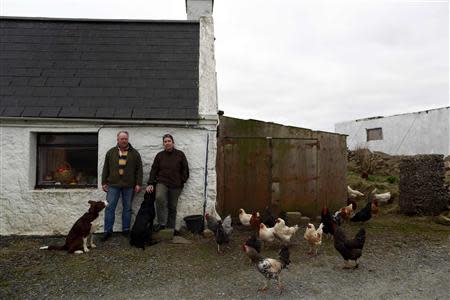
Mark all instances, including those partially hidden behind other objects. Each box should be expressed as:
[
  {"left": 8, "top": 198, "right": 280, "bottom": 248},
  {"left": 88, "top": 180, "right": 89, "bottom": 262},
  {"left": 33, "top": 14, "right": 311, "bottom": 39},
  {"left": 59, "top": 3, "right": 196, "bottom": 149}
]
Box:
[{"left": 1, "top": 0, "right": 448, "bottom": 132}]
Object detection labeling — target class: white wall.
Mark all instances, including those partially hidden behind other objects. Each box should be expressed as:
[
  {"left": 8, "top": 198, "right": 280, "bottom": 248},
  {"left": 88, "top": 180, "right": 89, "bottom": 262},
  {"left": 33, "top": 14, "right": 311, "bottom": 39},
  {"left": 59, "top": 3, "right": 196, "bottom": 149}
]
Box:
[
  {"left": 0, "top": 123, "right": 217, "bottom": 235},
  {"left": 335, "top": 107, "right": 450, "bottom": 155}
]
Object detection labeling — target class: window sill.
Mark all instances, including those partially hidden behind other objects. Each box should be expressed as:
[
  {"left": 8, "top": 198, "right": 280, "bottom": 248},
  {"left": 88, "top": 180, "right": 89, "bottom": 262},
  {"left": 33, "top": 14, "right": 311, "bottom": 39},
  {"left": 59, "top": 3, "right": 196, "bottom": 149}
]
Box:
[{"left": 33, "top": 186, "right": 99, "bottom": 192}]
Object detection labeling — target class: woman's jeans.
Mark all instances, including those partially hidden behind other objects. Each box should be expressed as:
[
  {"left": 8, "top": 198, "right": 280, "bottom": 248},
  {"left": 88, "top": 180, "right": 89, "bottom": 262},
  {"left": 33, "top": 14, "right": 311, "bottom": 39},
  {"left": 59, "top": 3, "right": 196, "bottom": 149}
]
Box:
[
  {"left": 155, "top": 183, "right": 182, "bottom": 229},
  {"left": 104, "top": 186, "right": 134, "bottom": 233}
]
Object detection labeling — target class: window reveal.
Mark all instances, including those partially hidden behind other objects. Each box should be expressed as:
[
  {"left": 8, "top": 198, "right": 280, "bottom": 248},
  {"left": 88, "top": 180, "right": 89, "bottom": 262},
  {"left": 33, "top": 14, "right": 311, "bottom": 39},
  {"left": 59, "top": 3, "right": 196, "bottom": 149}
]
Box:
[{"left": 36, "top": 133, "right": 98, "bottom": 188}]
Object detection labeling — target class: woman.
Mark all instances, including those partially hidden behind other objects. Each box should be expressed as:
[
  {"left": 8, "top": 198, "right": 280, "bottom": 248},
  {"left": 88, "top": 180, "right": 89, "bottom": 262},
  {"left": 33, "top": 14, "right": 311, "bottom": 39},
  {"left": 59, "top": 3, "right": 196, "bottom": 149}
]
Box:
[{"left": 146, "top": 134, "right": 189, "bottom": 230}]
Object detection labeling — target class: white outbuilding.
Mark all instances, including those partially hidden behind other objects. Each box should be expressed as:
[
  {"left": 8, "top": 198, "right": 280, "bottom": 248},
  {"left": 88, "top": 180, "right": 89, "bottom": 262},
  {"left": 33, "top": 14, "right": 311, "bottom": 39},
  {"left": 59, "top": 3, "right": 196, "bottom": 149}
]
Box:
[{"left": 335, "top": 107, "right": 450, "bottom": 156}]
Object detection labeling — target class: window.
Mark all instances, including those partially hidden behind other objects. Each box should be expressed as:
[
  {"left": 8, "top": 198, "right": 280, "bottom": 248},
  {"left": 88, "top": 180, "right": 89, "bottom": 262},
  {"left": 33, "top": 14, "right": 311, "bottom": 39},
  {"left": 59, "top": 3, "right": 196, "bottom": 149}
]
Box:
[
  {"left": 366, "top": 128, "right": 383, "bottom": 141},
  {"left": 37, "top": 133, "right": 98, "bottom": 188}
]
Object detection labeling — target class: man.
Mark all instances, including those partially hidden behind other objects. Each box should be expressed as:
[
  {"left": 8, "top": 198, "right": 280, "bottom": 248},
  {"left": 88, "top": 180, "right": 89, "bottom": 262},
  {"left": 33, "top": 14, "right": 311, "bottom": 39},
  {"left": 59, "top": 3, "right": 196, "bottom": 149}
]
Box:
[
  {"left": 102, "top": 131, "right": 143, "bottom": 241},
  {"left": 146, "top": 134, "right": 189, "bottom": 231}
]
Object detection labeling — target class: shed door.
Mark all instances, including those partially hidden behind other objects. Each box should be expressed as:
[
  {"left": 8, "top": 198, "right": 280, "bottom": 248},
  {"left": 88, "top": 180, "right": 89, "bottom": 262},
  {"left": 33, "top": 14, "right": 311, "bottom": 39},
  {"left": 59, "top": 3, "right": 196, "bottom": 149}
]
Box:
[
  {"left": 271, "top": 138, "right": 318, "bottom": 216},
  {"left": 222, "top": 138, "right": 271, "bottom": 218},
  {"left": 221, "top": 137, "right": 318, "bottom": 218}
]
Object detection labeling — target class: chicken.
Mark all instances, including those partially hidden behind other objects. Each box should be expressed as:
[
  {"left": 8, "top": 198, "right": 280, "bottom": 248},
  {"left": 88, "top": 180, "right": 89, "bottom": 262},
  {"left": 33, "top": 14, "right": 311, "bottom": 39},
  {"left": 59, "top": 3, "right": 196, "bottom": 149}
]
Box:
[
  {"left": 205, "top": 213, "right": 233, "bottom": 253},
  {"left": 374, "top": 191, "right": 392, "bottom": 205},
  {"left": 348, "top": 185, "right": 364, "bottom": 199},
  {"left": 243, "top": 234, "right": 262, "bottom": 263},
  {"left": 303, "top": 223, "right": 324, "bottom": 255},
  {"left": 336, "top": 203, "right": 354, "bottom": 222},
  {"left": 273, "top": 218, "right": 299, "bottom": 244},
  {"left": 333, "top": 227, "right": 366, "bottom": 269},
  {"left": 346, "top": 198, "right": 357, "bottom": 211},
  {"left": 321, "top": 207, "right": 338, "bottom": 237},
  {"left": 239, "top": 208, "right": 252, "bottom": 226},
  {"left": 350, "top": 194, "right": 372, "bottom": 222},
  {"left": 259, "top": 223, "right": 276, "bottom": 244},
  {"left": 242, "top": 245, "right": 291, "bottom": 294},
  {"left": 250, "top": 212, "right": 261, "bottom": 231},
  {"left": 205, "top": 213, "right": 219, "bottom": 232},
  {"left": 333, "top": 211, "right": 343, "bottom": 227},
  {"left": 260, "top": 206, "right": 276, "bottom": 227},
  {"left": 245, "top": 234, "right": 262, "bottom": 253},
  {"left": 361, "top": 171, "right": 369, "bottom": 179},
  {"left": 261, "top": 206, "right": 287, "bottom": 227}
]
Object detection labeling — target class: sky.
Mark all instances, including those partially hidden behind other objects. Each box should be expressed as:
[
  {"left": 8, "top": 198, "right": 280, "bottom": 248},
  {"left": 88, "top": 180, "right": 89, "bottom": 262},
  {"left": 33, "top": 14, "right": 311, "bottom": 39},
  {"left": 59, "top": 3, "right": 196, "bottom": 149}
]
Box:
[{"left": 1, "top": 0, "right": 448, "bottom": 132}]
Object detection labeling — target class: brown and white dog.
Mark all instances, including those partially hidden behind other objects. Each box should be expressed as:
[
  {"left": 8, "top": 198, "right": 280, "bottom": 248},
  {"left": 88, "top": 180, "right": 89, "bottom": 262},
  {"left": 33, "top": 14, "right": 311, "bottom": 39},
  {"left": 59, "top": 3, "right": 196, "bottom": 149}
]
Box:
[{"left": 40, "top": 200, "right": 108, "bottom": 254}]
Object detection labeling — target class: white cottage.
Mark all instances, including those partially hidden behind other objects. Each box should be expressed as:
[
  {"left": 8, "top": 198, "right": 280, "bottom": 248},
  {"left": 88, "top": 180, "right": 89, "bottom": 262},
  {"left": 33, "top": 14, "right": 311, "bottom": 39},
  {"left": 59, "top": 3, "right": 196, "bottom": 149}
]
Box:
[
  {"left": 0, "top": 1, "right": 218, "bottom": 235},
  {"left": 335, "top": 107, "right": 450, "bottom": 156}
]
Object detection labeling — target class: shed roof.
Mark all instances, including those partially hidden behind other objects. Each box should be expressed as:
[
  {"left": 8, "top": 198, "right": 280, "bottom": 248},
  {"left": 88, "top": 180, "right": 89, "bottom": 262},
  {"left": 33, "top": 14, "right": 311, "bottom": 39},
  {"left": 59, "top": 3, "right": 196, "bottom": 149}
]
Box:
[{"left": 0, "top": 17, "right": 200, "bottom": 120}]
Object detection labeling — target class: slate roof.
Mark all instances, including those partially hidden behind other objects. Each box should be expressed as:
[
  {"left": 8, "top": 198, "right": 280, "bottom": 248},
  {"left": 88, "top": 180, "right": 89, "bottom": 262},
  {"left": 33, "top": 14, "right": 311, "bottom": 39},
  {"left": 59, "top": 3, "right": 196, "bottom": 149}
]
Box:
[{"left": 0, "top": 17, "right": 200, "bottom": 120}]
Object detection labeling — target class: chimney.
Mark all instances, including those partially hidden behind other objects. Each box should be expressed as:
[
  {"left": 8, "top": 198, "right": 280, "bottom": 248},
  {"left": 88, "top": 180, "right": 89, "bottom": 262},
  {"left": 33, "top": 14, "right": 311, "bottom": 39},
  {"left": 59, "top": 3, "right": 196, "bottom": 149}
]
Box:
[{"left": 185, "top": 0, "right": 214, "bottom": 20}]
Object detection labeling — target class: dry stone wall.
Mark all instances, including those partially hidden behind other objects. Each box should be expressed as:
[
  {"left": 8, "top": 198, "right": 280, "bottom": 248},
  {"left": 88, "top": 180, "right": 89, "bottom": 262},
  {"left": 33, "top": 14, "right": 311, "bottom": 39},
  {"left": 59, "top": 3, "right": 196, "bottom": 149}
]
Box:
[{"left": 399, "top": 155, "right": 449, "bottom": 215}]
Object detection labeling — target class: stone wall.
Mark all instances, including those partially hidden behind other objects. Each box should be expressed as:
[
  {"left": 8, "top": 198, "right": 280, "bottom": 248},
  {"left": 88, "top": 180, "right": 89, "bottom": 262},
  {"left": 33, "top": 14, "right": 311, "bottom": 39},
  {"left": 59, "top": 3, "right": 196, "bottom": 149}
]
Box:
[{"left": 399, "top": 155, "right": 449, "bottom": 215}]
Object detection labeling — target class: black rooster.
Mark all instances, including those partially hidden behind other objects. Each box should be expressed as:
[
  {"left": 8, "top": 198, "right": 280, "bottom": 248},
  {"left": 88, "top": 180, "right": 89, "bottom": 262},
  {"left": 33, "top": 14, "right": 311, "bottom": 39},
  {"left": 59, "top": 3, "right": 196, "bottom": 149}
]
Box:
[
  {"left": 333, "top": 227, "right": 366, "bottom": 269},
  {"left": 321, "top": 207, "right": 338, "bottom": 237}
]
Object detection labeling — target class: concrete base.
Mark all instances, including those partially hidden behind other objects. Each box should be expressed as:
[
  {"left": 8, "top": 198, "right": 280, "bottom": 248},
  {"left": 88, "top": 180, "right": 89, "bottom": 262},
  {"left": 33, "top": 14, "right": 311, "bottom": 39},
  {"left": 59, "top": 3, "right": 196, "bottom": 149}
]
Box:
[
  {"left": 286, "top": 211, "right": 302, "bottom": 225},
  {"left": 153, "top": 229, "right": 174, "bottom": 241}
]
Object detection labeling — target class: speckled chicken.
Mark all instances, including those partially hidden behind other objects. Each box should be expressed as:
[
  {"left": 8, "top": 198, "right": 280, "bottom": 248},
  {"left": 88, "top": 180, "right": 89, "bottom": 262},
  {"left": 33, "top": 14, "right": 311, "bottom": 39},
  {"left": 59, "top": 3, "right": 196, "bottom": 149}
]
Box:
[{"left": 242, "top": 245, "right": 291, "bottom": 294}]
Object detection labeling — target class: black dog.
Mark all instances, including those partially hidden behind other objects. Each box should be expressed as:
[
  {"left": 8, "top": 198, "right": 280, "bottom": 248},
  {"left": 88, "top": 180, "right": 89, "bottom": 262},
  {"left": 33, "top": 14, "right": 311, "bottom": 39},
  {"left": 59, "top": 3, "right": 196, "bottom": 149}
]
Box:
[{"left": 130, "top": 191, "right": 157, "bottom": 249}]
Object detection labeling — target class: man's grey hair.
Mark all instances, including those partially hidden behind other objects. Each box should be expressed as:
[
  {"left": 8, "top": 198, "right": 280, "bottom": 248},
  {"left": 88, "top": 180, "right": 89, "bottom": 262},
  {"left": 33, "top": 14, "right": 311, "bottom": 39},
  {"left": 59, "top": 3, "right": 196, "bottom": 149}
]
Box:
[{"left": 117, "top": 130, "right": 129, "bottom": 137}]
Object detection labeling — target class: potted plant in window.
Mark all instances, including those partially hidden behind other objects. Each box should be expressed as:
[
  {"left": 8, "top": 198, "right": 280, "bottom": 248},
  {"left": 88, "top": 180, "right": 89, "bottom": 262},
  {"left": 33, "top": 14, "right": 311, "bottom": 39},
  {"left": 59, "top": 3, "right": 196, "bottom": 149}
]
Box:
[{"left": 53, "top": 162, "right": 73, "bottom": 184}]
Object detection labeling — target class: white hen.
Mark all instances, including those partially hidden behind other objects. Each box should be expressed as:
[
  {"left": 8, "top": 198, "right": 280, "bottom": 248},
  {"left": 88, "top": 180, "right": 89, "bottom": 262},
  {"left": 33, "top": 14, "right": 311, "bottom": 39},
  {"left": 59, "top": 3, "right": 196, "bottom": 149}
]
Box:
[
  {"left": 348, "top": 185, "right": 364, "bottom": 198},
  {"left": 273, "top": 218, "right": 299, "bottom": 244},
  {"left": 374, "top": 191, "right": 391, "bottom": 204},
  {"left": 239, "top": 208, "right": 252, "bottom": 226}
]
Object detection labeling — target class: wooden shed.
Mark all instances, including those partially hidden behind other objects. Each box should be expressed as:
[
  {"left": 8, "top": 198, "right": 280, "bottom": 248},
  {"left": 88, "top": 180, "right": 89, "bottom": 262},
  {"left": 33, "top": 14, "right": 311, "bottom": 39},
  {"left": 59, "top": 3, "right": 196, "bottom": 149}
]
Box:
[{"left": 216, "top": 116, "right": 347, "bottom": 218}]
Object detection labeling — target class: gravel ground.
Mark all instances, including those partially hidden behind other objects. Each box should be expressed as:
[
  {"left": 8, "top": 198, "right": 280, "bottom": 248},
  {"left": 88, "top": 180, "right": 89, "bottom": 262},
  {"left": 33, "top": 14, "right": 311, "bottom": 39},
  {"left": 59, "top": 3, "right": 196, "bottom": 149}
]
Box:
[{"left": 1, "top": 214, "right": 449, "bottom": 300}]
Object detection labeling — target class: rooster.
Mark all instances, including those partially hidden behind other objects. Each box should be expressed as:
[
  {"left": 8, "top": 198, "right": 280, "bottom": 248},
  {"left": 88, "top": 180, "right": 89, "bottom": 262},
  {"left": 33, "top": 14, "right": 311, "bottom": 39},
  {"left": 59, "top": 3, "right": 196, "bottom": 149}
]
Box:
[
  {"left": 304, "top": 223, "right": 324, "bottom": 255},
  {"left": 348, "top": 185, "right": 364, "bottom": 199},
  {"left": 242, "top": 245, "right": 291, "bottom": 294},
  {"left": 259, "top": 223, "right": 276, "bottom": 245},
  {"left": 321, "top": 207, "right": 338, "bottom": 238},
  {"left": 333, "top": 227, "right": 366, "bottom": 269},
  {"left": 239, "top": 208, "right": 252, "bottom": 226},
  {"left": 249, "top": 212, "right": 261, "bottom": 231},
  {"left": 273, "top": 218, "right": 299, "bottom": 244},
  {"left": 205, "top": 213, "right": 233, "bottom": 253}
]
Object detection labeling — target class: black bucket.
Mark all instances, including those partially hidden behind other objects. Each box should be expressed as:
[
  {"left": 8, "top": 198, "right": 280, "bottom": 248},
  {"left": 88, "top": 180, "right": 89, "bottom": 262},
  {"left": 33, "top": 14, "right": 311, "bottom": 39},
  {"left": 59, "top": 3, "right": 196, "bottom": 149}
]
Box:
[{"left": 184, "top": 215, "right": 204, "bottom": 234}]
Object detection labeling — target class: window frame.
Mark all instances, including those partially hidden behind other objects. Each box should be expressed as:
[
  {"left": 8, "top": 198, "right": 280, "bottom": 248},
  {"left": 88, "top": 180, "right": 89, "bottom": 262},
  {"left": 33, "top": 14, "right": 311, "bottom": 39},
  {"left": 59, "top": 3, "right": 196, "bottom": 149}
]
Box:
[
  {"left": 35, "top": 133, "right": 98, "bottom": 189},
  {"left": 366, "top": 127, "right": 383, "bottom": 141}
]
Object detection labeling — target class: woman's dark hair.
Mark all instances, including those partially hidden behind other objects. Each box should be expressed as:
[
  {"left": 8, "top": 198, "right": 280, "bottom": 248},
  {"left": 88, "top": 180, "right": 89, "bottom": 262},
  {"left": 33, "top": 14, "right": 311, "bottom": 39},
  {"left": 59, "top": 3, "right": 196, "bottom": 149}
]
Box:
[{"left": 162, "top": 134, "right": 174, "bottom": 142}]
